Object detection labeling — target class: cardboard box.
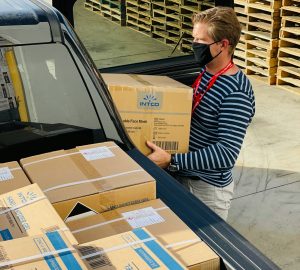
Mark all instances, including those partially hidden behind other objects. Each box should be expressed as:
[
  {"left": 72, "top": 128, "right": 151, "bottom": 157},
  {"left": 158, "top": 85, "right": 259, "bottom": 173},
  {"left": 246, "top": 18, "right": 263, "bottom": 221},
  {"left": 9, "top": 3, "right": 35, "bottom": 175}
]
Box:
[
  {"left": 20, "top": 142, "right": 156, "bottom": 220},
  {"left": 0, "top": 161, "right": 30, "bottom": 195},
  {"left": 0, "top": 231, "right": 88, "bottom": 269},
  {"left": 77, "top": 228, "right": 187, "bottom": 270},
  {"left": 67, "top": 199, "right": 220, "bottom": 270},
  {"left": 103, "top": 73, "right": 192, "bottom": 155},
  {"left": 0, "top": 183, "right": 77, "bottom": 245}
]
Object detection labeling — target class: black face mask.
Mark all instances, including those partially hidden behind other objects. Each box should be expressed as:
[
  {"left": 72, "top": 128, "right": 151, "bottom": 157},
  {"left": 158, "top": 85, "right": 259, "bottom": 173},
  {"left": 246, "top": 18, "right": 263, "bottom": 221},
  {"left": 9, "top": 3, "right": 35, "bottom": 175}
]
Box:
[{"left": 192, "top": 41, "right": 221, "bottom": 67}]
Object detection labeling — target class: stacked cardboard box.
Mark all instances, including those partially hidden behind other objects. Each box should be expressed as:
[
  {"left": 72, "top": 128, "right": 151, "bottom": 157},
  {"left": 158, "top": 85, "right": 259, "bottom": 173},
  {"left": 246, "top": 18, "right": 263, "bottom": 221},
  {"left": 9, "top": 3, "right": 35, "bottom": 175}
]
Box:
[
  {"left": 67, "top": 199, "right": 220, "bottom": 270},
  {"left": 0, "top": 161, "right": 31, "bottom": 195},
  {"left": 0, "top": 184, "right": 77, "bottom": 245},
  {"left": 0, "top": 231, "right": 88, "bottom": 269},
  {"left": 103, "top": 74, "right": 192, "bottom": 156},
  {"left": 20, "top": 141, "right": 156, "bottom": 220},
  {"left": 0, "top": 149, "right": 220, "bottom": 269},
  {"left": 77, "top": 228, "right": 188, "bottom": 270}
]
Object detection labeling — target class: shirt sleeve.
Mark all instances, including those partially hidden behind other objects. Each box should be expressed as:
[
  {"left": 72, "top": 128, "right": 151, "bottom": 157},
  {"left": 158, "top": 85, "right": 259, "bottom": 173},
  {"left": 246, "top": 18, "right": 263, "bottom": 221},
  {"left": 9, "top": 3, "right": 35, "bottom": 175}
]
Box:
[{"left": 174, "top": 91, "right": 254, "bottom": 171}]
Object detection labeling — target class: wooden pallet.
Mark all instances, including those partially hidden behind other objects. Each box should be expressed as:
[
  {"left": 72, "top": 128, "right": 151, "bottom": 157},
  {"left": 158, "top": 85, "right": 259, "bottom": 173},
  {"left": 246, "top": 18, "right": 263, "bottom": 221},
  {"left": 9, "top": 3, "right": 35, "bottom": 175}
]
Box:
[
  {"left": 152, "top": 30, "right": 180, "bottom": 45},
  {"left": 85, "top": 0, "right": 125, "bottom": 25},
  {"left": 246, "top": 39, "right": 278, "bottom": 58},
  {"left": 279, "top": 28, "right": 300, "bottom": 47},
  {"left": 85, "top": 0, "right": 100, "bottom": 9},
  {"left": 164, "top": 10, "right": 180, "bottom": 21},
  {"left": 201, "top": 0, "right": 215, "bottom": 9},
  {"left": 247, "top": 0, "right": 281, "bottom": 11},
  {"left": 235, "top": 0, "right": 248, "bottom": 28},
  {"left": 277, "top": 66, "right": 300, "bottom": 94},
  {"left": 152, "top": 8, "right": 166, "bottom": 23},
  {"left": 181, "top": 0, "right": 200, "bottom": 6},
  {"left": 247, "top": 6, "right": 280, "bottom": 21},
  {"left": 281, "top": 5, "right": 300, "bottom": 17},
  {"left": 246, "top": 54, "right": 278, "bottom": 69},
  {"left": 126, "top": 22, "right": 152, "bottom": 37},
  {"left": 152, "top": 17, "right": 166, "bottom": 30},
  {"left": 126, "top": 0, "right": 152, "bottom": 36},
  {"left": 126, "top": 5, "right": 151, "bottom": 19},
  {"left": 244, "top": 28, "right": 279, "bottom": 41},
  {"left": 278, "top": 41, "right": 300, "bottom": 67},
  {"left": 126, "top": 10, "right": 151, "bottom": 24},
  {"left": 235, "top": 0, "right": 247, "bottom": 17},
  {"left": 279, "top": 27, "right": 300, "bottom": 58},
  {"left": 165, "top": 0, "right": 180, "bottom": 12},
  {"left": 234, "top": 49, "right": 247, "bottom": 69},
  {"left": 166, "top": 24, "right": 181, "bottom": 36},
  {"left": 152, "top": 1, "right": 165, "bottom": 12},
  {"left": 246, "top": 4, "right": 281, "bottom": 39},
  {"left": 246, "top": 55, "right": 277, "bottom": 85},
  {"left": 282, "top": 0, "right": 300, "bottom": 5},
  {"left": 180, "top": 4, "right": 199, "bottom": 16},
  {"left": 127, "top": 0, "right": 151, "bottom": 10},
  {"left": 281, "top": 16, "right": 300, "bottom": 30},
  {"left": 165, "top": 0, "right": 180, "bottom": 4}
]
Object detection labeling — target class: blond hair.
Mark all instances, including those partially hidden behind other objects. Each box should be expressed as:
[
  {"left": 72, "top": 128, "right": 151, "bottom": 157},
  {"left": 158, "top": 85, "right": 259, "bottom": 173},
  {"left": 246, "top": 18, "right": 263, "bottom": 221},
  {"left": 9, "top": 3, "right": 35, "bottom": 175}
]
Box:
[{"left": 192, "top": 7, "right": 241, "bottom": 54}]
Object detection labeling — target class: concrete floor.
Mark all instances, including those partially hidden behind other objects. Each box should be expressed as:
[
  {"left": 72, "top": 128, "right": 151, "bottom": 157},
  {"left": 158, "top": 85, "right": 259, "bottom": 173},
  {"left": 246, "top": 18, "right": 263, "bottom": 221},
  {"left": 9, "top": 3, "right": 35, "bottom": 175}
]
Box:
[
  {"left": 74, "top": 0, "right": 184, "bottom": 68},
  {"left": 74, "top": 1, "right": 300, "bottom": 269}
]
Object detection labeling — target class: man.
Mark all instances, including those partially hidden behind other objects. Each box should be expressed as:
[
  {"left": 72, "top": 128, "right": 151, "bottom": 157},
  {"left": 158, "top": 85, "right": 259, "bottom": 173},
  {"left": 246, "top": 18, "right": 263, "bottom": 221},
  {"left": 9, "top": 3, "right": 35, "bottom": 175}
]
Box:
[{"left": 147, "top": 7, "right": 255, "bottom": 220}]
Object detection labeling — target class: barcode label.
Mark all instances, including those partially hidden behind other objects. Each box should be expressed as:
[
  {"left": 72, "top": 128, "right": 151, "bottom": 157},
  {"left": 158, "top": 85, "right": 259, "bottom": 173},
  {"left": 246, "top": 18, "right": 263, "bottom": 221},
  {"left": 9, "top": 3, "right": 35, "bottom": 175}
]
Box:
[
  {"left": 152, "top": 141, "right": 179, "bottom": 151},
  {"left": 0, "top": 167, "right": 13, "bottom": 182},
  {"left": 79, "top": 246, "right": 112, "bottom": 269},
  {"left": 80, "top": 147, "right": 114, "bottom": 161},
  {"left": 122, "top": 207, "right": 165, "bottom": 228}
]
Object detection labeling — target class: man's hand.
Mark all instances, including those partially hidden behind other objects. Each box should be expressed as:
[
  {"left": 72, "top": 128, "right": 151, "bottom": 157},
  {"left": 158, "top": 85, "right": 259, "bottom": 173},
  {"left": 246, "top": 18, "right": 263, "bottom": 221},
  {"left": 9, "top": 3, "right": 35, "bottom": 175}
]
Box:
[{"left": 146, "top": 141, "right": 171, "bottom": 169}]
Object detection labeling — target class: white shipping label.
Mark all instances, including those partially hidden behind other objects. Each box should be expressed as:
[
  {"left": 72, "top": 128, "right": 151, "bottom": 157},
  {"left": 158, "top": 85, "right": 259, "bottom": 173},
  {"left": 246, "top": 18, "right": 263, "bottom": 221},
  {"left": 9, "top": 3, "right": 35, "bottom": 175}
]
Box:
[
  {"left": 0, "top": 167, "right": 14, "bottom": 181},
  {"left": 80, "top": 146, "right": 115, "bottom": 161},
  {"left": 122, "top": 207, "right": 165, "bottom": 228}
]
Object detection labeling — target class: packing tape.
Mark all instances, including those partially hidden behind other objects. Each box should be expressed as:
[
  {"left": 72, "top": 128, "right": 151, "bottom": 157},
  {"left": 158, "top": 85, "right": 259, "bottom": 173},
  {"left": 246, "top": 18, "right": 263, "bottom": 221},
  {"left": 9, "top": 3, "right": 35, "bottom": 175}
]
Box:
[
  {"left": 22, "top": 152, "right": 80, "bottom": 167},
  {"left": 71, "top": 206, "right": 169, "bottom": 234},
  {"left": 8, "top": 167, "right": 22, "bottom": 172},
  {"left": 80, "top": 237, "right": 156, "bottom": 260},
  {"left": 0, "top": 247, "right": 75, "bottom": 268},
  {"left": 0, "top": 196, "right": 47, "bottom": 215},
  {"left": 43, "top": 169, "right": 145, "bottom": 193},
  {"left": 68, "top": 149, "right": 102, "bottom": 185},
  {"left": 130, "top": 74, "right": 153, "bottom": 86},
  {"left": 165, "top": 238, "right": 202, "bottom": 249},
  {"left": 22, "top": 145, "right": 119, "bottom": 167}
]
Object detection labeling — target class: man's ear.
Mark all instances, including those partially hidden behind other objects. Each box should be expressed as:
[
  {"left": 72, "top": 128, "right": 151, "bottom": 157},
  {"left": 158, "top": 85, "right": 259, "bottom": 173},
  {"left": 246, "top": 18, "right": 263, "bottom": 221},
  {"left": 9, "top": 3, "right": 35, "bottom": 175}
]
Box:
[{"left": 221, "top": 39, "right": 230, "bottom": 48}]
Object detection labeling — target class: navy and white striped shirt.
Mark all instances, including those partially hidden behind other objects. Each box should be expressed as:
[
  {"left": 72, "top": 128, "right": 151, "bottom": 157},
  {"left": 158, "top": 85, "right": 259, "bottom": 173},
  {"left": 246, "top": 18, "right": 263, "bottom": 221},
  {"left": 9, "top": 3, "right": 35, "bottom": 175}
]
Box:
[{"left": 174, "top": 68, "right": 255, "bottom": 187}]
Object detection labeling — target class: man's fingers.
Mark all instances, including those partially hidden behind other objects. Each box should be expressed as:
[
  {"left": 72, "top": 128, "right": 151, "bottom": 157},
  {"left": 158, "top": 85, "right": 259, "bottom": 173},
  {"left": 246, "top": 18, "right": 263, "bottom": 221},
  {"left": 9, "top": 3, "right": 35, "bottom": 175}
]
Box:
[{"left": 146, "top": 140, "right": 157, "bottom": 151}]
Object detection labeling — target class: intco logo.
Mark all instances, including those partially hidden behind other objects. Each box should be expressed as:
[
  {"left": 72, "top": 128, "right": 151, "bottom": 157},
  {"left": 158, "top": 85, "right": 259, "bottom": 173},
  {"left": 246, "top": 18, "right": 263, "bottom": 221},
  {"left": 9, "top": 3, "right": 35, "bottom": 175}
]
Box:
[{"left": 138, "top": 92, "right": 162, "bottom": 110}]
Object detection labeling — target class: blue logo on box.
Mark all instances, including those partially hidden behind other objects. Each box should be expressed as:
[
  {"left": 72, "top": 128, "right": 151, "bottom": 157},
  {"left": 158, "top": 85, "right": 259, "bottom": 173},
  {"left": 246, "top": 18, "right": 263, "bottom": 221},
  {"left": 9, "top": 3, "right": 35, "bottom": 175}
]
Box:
[
  {"left": 135, "top": 247, "right": 160, "bottom": 269},
  {"left": 0, "top": 229, "right": 13, "bottom": 240},
  {"left": 138, "top": 92, "right": 162, "bottom": 110}
]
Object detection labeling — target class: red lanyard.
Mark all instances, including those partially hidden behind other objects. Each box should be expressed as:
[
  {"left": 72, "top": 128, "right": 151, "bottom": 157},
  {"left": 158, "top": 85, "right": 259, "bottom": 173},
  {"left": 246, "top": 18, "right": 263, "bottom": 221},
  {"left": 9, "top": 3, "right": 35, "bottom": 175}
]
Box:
[{"left": 192, "top": 61, "right": 234, "bottom": 114}]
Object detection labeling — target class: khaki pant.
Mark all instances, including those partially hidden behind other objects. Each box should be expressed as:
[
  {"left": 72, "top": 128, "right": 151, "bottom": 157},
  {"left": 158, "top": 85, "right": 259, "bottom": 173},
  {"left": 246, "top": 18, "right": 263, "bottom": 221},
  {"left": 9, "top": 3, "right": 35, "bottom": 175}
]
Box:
[{"left": 178, "top": 176, "right": 234, "bottom": 220}]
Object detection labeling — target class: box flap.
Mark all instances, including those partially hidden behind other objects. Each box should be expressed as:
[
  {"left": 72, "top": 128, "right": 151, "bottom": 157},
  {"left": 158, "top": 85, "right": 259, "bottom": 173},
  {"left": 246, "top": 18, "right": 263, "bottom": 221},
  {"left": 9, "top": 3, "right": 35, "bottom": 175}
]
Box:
[
  {"left": 20, "top": 149, "right": 99, "bottom": 203},
  {"left": 76, "top": 142, "right": 155, "bottom": 192},
  {"left": 102, "top": 73, "right": 191, "bottom": 90}
]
